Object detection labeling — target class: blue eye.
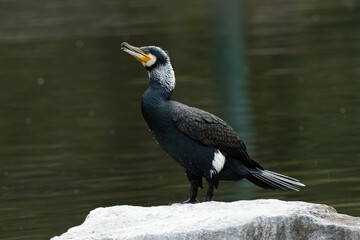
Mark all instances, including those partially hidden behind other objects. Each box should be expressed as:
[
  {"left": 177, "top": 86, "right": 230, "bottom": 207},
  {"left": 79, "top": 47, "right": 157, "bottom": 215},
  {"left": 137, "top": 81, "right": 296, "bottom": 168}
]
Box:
[{"left": 144, "top": 50, "right": 149, "bottom": 54}]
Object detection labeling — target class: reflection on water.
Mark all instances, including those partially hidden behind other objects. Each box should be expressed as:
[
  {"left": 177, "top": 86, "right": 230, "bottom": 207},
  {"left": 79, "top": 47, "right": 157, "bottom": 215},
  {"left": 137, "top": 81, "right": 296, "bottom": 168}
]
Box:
[{"left": 0, "top": 1, "right": 359, "bottom": 239}]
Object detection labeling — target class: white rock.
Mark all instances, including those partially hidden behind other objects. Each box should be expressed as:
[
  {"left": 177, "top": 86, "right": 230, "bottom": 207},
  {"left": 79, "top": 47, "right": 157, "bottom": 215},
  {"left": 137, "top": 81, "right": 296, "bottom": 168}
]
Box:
[{"left": 52, "top": 199, "right": 360, "bottom": 240}]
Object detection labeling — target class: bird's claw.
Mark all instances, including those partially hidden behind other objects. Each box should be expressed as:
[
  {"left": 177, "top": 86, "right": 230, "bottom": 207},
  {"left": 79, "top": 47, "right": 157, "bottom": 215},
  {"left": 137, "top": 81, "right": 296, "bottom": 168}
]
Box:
[{"left": 182, "top": 198, "right": 199, "bottom": 204}]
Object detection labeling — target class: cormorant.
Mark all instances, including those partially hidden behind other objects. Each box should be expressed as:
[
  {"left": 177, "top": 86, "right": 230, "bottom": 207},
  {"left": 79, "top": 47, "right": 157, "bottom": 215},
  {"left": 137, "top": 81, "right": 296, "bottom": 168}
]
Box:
[{"left": 121, "top": 42, "right": 305, "bottom": 203}]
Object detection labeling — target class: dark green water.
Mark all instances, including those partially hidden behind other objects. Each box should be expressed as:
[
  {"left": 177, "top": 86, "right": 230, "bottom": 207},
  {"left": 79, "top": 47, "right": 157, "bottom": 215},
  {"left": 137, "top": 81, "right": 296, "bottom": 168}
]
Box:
[{"left": 0, "top": 0, "right": 359, "bottom": 239}]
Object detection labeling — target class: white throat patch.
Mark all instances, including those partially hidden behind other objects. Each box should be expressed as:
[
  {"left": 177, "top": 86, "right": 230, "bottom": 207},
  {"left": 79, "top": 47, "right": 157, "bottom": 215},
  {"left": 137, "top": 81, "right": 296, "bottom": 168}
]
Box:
[{"left": 142, "top": 53, "right": 157, "bottom": 67}]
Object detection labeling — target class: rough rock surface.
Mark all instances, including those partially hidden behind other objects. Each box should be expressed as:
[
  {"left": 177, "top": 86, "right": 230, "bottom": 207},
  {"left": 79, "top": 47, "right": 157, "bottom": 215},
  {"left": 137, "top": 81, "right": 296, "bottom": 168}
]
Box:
[{"left": 52, "top": 199, "right": 360, "bottom": 240}]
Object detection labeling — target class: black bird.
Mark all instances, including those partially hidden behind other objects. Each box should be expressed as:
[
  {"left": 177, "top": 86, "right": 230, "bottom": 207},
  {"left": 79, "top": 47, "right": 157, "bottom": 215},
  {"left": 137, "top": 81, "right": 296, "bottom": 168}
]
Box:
[{"left": 121, "top": 42, "right": 305, "bottom": 203}]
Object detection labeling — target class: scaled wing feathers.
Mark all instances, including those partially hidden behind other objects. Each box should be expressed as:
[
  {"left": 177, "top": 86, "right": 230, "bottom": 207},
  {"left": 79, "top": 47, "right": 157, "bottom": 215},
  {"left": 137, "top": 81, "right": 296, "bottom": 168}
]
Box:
[{"left": 172, "top": 104, "right": 260, "bottom": 169}]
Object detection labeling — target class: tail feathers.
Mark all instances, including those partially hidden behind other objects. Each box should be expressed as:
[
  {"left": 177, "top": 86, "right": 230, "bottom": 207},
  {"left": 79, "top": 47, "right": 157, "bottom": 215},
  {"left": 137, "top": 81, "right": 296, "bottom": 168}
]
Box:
[{"left": 247, "top": 169, "right": 305, "bottom": 191}]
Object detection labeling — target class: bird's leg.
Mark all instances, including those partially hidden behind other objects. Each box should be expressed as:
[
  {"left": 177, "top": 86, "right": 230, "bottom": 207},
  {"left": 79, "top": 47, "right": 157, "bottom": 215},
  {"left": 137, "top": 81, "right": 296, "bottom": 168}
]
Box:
[
  {"left": 183, "top": 170, "right": 203, "bottom": 204},
  {"left": 184, "top": 180, "right": 200, "bottom": 204},
  {"left": 204, "top": 182, "right": 214, "bottom": 202}
]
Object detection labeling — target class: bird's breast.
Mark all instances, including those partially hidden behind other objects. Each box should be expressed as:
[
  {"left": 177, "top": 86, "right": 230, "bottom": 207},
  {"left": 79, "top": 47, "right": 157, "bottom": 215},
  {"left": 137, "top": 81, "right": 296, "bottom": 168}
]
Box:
[{"left": 141, "top": 89, "right": 172, "bottom": 140}]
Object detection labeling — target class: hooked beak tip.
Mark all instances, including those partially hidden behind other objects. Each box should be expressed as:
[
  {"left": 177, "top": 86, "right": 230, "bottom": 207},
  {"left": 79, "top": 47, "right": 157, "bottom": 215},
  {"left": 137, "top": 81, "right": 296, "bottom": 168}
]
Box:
[{"left": 121, "top": 42, "right": 130, "bottom": 51}]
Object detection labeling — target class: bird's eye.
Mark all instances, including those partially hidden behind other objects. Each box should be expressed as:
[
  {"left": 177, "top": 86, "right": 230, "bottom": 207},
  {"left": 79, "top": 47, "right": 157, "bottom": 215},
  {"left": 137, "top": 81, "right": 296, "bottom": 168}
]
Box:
[{"left": 144, "top": 49, "right": 149, "bottom": 54}]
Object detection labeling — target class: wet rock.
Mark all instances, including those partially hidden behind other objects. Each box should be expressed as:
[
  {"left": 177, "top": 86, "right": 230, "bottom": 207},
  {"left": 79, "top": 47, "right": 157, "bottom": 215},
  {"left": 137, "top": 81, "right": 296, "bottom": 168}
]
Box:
[{"left": 52, "top": 199, "right": 360, "bottom": 240}]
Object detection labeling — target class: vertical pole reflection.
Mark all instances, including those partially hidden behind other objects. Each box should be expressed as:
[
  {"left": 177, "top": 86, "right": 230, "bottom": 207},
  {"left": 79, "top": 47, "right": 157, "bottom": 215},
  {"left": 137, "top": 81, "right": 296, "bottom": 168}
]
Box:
[{"left": 209, "top": 0, "right": 255, "bottom": 200}]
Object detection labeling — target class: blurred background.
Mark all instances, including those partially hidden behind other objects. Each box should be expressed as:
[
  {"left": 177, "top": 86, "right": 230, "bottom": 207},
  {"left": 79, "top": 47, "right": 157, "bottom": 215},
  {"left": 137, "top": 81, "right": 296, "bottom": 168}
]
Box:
[{"left": 0, "top": 0, "right": 359, "bottom": 239}]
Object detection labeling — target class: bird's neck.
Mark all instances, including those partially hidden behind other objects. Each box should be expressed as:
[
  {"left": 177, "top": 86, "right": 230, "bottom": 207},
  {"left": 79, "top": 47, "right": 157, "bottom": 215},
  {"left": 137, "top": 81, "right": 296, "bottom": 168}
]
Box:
[
  {"left": 141, "top": 63, "right": 175, "bottom": 126},
  {"left": 147, "top": 63, "right": 175, "bottom": 95},
  {"left": 145, "top": 81, "right": 173, "bottom": 101}
]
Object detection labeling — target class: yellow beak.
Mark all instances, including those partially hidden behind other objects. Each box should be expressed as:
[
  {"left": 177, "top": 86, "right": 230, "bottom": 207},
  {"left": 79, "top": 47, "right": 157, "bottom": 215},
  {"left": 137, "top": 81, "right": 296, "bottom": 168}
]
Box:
[{"left": 121, "top": 42, "right": 151, "bottom": 63}]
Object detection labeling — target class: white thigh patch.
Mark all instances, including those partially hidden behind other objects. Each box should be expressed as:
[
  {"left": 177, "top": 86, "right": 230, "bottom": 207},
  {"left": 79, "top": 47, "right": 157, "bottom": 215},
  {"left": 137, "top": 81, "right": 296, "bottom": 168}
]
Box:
[{"left": 212, "top": 150, "right": 226, "bottom": 173}]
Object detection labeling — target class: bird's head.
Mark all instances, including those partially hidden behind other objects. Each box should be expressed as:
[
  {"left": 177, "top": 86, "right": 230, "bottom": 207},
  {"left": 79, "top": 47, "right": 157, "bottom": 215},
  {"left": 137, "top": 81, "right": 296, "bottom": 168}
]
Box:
[
  {"left": 121, "top": 42, "right": 170, "bottom": 69},
  {"left": 121, "top": 42, "right": 175, "bottom": 93}
]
